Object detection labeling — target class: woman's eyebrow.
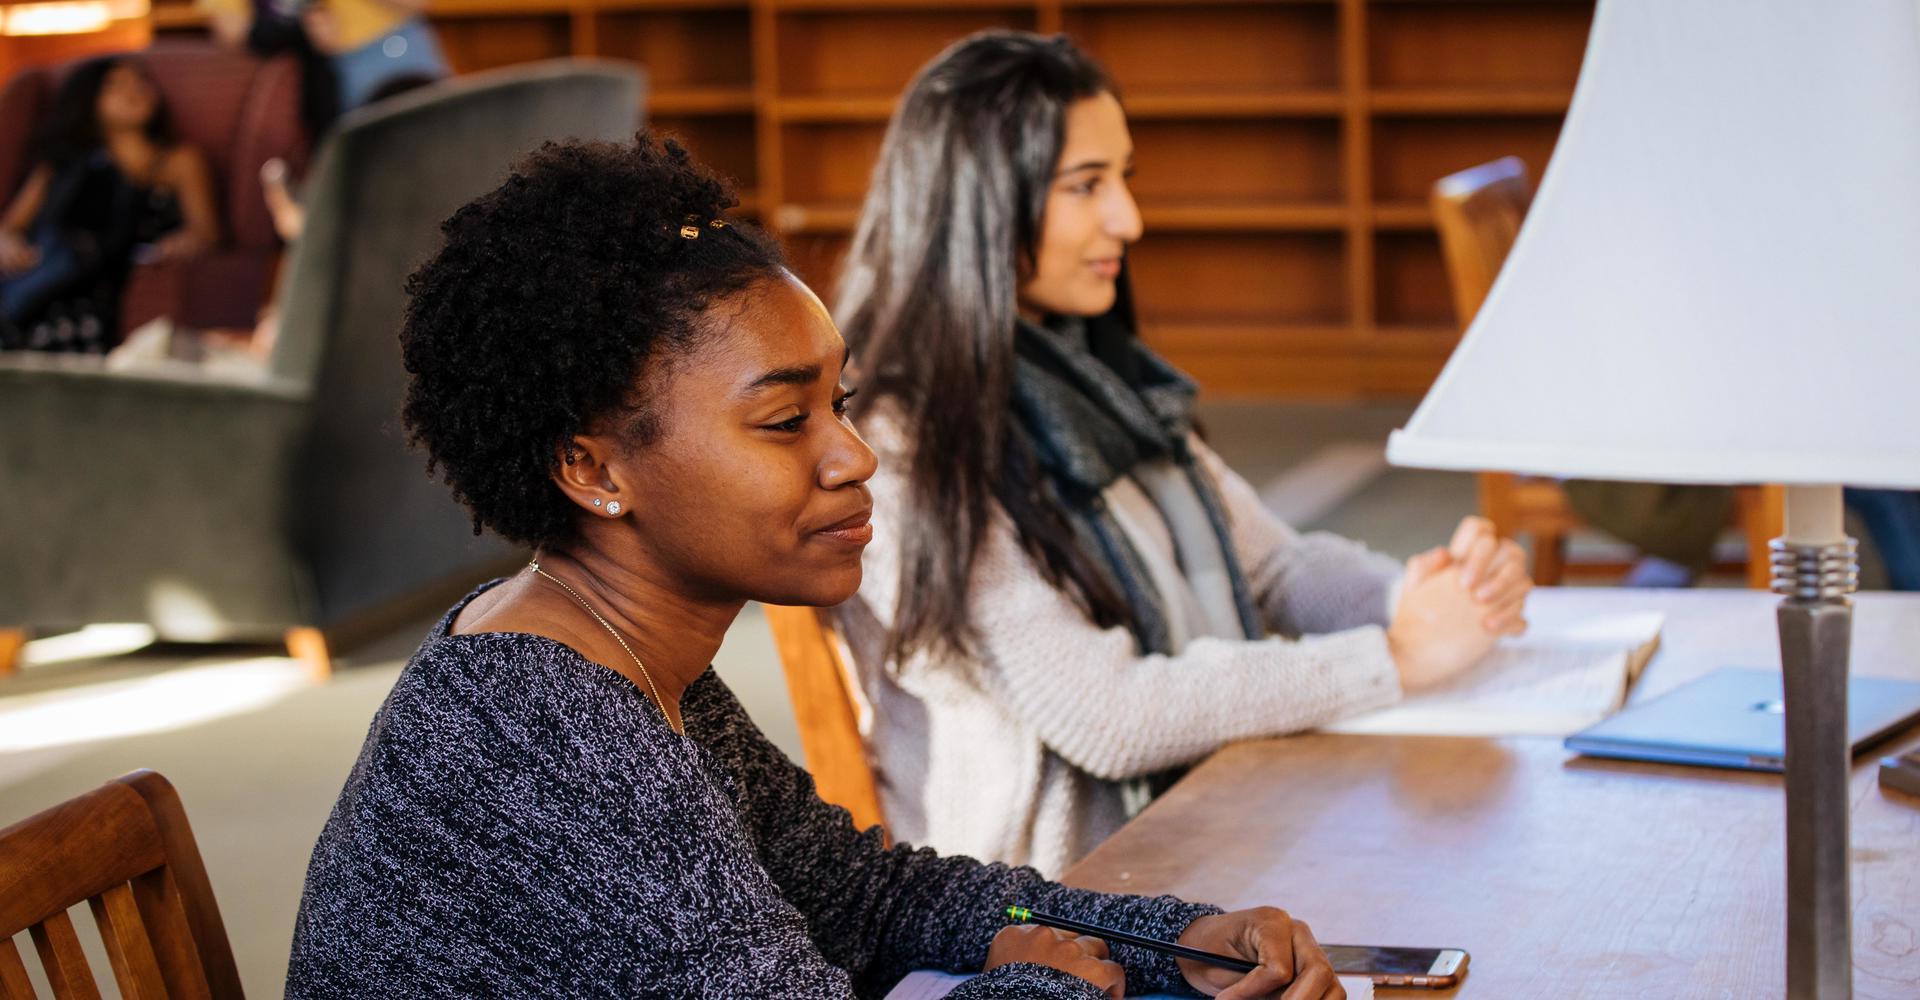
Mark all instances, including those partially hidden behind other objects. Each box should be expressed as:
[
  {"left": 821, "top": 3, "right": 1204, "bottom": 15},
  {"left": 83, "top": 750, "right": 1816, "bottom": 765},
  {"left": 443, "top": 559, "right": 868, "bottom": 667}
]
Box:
[
  {"left": 1055, "top": 159, "right": 1109, "bottom": 177},
  {"left": 742, "top": 347, "right": 851, "bottom": 396},
  {"left": 740, "top": 363, "right": 823, "bottom": 396}
]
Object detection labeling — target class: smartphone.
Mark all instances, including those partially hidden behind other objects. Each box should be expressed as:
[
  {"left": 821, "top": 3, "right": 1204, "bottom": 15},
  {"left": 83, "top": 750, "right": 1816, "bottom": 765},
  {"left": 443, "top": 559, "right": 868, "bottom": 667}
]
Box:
[{"left": 1323, "top": 945, "right": 1469, "bottom": 989}]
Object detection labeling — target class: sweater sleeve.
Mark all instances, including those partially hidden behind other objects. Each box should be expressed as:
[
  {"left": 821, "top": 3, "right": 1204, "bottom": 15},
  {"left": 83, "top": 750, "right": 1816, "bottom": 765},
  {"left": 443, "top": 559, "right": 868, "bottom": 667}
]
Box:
[
  {"left": 1192, "top": 437, "right": 1406, "bottom": 637},
  {"left": 702, "top": 683, "right": 1221, "bottom": 999},
  {"left": 854, "top": 430, "right": 1404, "bottom": 784}
]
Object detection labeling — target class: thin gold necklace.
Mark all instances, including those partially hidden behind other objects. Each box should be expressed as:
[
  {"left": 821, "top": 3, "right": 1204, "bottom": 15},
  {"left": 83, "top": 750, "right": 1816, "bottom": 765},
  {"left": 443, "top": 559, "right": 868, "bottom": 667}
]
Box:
[{"left": 529, "top": 559, "right": 682, "bottom": 735}]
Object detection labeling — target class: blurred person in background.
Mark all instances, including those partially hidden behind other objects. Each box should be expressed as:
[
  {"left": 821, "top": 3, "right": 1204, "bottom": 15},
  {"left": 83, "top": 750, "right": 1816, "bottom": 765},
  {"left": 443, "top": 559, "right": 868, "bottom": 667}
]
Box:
[
  {"left": 203, "top": 0, "right": 340, "bottom": 139},
  {"left": 1558, "top": 480, "right": 1733, "bottom": 587},
  {"left": 204, "top": 0, "right": 447, "bottom": 116},
  {"left": 1847, "top": 487, "right": 1920, "bottom": 592},
  {"left": 221, "top": 72, "right": 438, "bottom": 359},
  {"left": 832, "top": 31, "right": 1534, "bottom": 876},
  {"left": 0, "top": 56, "right": 217, "bottom": 353}
]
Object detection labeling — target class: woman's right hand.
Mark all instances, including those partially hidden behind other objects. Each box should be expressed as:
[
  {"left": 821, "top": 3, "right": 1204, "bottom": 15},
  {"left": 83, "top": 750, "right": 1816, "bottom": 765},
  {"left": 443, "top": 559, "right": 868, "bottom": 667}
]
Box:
[
  {"left": 0, "top": 230, "right": 37, "bottom": 273},
  {"left": 1386, "top": 546, "right": 1500, "bottom": 692},
  {"left": 984, "top": 924, "right": 1126, "bottom": 998}
]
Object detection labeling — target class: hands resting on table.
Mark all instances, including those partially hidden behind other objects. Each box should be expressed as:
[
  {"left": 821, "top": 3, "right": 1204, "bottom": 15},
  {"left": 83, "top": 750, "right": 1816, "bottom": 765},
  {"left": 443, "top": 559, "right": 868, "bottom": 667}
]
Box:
[
  {"left": 985, "top": 906, "right": 1346, "bottom": 999},
  {"left": 1388, "top": 515, "right": 1533, "bottom": 692}
]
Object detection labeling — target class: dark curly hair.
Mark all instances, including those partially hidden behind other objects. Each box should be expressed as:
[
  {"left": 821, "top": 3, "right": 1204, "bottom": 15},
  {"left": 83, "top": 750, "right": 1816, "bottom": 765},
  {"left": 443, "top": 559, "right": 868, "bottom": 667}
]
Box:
[
  {"left": 400, "top": 132, "right": 786, "bottom": 548},
  {"left": 40, "top": 56, "right": 179, "bottom": 169}
]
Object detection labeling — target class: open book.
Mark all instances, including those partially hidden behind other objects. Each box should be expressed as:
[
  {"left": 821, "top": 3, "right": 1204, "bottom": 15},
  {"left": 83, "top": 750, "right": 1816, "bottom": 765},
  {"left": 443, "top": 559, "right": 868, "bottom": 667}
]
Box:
[
  {"left": 1320, "top": 608, "right": 1664, "bottom": 738},
  {"left": 886, "top": 969, "right": 1372, "bottom": 999}
]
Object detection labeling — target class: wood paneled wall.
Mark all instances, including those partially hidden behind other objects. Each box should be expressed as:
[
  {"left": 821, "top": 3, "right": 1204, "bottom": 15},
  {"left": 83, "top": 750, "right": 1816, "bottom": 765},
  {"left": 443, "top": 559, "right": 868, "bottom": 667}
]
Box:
[{"left": 150, "top": 0, "right": 1595, "bottom": 398}]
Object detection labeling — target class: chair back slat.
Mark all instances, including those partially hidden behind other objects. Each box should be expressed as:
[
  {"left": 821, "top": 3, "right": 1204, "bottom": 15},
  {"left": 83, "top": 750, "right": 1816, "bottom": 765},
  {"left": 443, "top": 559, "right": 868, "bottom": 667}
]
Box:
[
  {"left": 764, "top": 605, "right": 888, "bottom": 834},
  {"left": 0, "top": 772, "right": 242, "bottom": 999},
  {"left": 89, "top": 884, "right": 169, "bottom": 999},
  {"left": 127, "top": 870, "right": 212, "bottom": 1000},
  {"left": 27, "top": 913, "right": 100, "bottom": 1000},
  {"left": 0, "top": 937, "right": 37, "bottom": 999},
  {"left": 1431, "top": 155, "right": 1533, "bottom": 328}
]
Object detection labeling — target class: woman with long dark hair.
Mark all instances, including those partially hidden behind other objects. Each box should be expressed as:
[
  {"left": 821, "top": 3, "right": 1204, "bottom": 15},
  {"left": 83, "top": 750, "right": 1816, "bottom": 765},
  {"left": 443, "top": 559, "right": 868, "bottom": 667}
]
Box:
[
  {"left": 286, "top": 132, "right": 1347, "bottom": 1000},
  {"left": 0, "top": 56, "right": 217, "bottom": 352},
  {"left": 834, "top": 31, "right": 1534, "bottom": 875}
]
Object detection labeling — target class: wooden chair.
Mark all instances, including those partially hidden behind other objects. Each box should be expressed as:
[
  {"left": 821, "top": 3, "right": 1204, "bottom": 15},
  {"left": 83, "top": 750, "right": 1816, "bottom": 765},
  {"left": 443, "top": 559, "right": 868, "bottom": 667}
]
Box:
[
  {"left": 1430, "top": 157, "right": 1782, "bottom": 589},
  {"left": 0, "top": 770, "right": 243, "bottom": 999},
  {"left": 0, "top": 632, "right": 24, "bottom": 681},
  {"left": 762, "top": 605, "right": 887, "bottom": 835}
]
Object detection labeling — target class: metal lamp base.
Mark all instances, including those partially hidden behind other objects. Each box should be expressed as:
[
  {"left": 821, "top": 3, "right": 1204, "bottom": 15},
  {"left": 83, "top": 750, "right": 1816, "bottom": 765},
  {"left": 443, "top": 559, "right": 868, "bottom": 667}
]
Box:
[{"left": 1772, "top": 536, "right": 1859, "bottom": 1000}]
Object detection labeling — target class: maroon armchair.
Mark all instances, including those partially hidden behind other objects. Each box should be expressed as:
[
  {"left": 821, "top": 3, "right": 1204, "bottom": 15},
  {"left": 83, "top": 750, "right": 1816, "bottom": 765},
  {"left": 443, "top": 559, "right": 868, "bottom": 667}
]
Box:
[{"left": 0, "top": 41, "right": 309, "bottom": 338}]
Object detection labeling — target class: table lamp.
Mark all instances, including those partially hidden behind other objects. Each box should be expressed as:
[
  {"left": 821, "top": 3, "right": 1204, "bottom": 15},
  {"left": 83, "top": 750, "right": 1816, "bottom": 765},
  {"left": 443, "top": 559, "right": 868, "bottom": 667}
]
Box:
[{"left": 1385, "top": 1, "right": 1920, "bottom": 997}]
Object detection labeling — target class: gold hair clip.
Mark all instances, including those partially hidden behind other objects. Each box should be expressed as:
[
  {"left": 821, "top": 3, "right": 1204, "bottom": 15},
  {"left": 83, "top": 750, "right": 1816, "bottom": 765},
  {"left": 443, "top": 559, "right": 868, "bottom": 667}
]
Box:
[{"left": 680, "top": 215, "right": 729, "bottom": 240}]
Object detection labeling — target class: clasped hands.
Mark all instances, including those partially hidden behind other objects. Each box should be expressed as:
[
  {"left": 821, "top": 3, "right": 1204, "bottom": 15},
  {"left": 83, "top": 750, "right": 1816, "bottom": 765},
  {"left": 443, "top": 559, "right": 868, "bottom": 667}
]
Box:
[{"left": 1387, "top": 515, "right": 1532, "bottom": 692}]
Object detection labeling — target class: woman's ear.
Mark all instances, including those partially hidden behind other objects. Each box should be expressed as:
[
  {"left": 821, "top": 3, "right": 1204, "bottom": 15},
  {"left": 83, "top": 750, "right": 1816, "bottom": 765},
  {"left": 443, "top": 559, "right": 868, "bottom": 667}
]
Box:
[{"left": 552, "top": 434, "right": 631, "bottom": 518}]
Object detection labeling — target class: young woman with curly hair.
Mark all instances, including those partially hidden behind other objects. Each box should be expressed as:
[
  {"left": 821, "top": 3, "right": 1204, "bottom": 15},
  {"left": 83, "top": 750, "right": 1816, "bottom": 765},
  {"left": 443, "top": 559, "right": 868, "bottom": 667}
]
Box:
[
  {"left": 0, "top": 56, "right": 217, "bottom": 352},
  {"left": 285, "top": 132, "right": 1347, "bottom": 1000},
  {"left": 832, "top": 32, "right": 1535, "bottom": 876}
]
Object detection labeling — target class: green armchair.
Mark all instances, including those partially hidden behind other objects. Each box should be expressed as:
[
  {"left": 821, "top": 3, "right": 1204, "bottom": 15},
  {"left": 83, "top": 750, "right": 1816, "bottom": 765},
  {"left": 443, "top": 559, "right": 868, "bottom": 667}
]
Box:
[{"left": 0, "top": 60, "right": 645, "bottom": 675}]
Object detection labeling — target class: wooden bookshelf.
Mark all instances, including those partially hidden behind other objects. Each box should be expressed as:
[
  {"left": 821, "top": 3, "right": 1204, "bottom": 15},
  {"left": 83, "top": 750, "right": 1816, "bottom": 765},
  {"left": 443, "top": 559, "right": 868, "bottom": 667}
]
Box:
[{"left": 142, "top": 0, "right": 1594, "bottom": 397}]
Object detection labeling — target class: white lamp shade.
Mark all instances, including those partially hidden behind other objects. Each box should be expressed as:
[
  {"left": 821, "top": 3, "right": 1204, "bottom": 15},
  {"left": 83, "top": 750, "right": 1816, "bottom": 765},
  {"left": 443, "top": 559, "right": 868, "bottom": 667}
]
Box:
[{"left": 1387, "top": 0, "right": 1920, "bottom": 490}]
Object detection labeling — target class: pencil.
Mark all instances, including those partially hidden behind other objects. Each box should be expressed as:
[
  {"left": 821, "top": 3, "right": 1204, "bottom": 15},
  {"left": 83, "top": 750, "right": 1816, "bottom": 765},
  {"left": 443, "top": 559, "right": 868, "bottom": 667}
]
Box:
[{"left": 1005, "top": 906, "right": 1259, "bottom": 974}]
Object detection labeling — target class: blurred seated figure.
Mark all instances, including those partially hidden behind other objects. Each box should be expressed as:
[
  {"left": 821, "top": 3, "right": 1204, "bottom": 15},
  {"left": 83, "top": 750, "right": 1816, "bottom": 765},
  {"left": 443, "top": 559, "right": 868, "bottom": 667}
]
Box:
[
  {"left": 204, "top": 0, "right": 340, "bottom": 140},
  {"left": 1560, "top": 480, "right": 1736, "bottom": 587},
  {"left": 1847, "top": 488, "right": 1920, "bottom": 591},
  {"left": 257, "top": 73, "right": 436, "bottom": 244},
  {"left": 202, "top": 0, "right": 449, "bottom": 113},
  {"left": 233, "top": 72, "right": 439, "bottom": 356},
  {"left": 0, "top": 57, "right": 218, "bottom": 353}
]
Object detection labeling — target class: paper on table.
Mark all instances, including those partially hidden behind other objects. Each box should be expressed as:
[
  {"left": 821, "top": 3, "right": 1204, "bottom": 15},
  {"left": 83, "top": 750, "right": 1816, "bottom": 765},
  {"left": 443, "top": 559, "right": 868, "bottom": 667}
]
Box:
[
  {"left": 1321, "top": 610, "right": 1663, "bottom": 738},
  {"left": 885, "top": 969, "right": 1374, "bottom": 999}
]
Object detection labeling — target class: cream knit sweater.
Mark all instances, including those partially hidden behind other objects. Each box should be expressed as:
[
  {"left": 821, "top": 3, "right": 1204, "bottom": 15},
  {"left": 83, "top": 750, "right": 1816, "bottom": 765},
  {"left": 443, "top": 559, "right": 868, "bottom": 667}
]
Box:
[{"left": 837, "top": 413, "right": 1407, "bottom": 877}]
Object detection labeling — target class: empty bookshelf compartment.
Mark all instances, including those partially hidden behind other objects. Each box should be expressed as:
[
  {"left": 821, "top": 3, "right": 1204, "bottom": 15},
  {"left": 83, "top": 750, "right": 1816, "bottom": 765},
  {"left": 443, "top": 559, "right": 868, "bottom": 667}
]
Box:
[
  {"left": 1129, "top": 233, "right": 1348, "bottom": 326},
  {"left": 596, "top": 8, "right": 754, "bottom": 93},
  {"left": 1129, "top": 118, "right": 1344, "bottom": 214},
  {"left": 651, "top": 116, "right": 760, "bottom": 196},
  {"left": 1370, "top": 115, "right": 1562, "bottom": 204},
  {"left": 775, "top": 8, "right": 1036, "bottom": 99},
  {"left": 1369, "top": 1, "right": 1594, "bottom": 91},
  {"left": 1374, "top": 231, "right": 1453, "bottom": 329},
  {"left": 432, "top": 15, "right": 573, "bottom": 74},
  {"left": 1063, "top": 3, "right": 1339, "bottom": 96},
  {"left": 777, "top": 122, "right": 888, "bottom": 215}
]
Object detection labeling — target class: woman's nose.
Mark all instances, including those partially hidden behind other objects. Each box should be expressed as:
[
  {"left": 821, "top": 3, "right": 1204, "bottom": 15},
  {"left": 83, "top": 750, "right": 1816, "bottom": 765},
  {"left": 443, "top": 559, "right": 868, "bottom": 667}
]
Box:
[
  {"left": 820, "top": 419, "right": 879, "bottom": 489},
  {"left": 1108, "top": 180, "right": 1143, "bottom": 243}
]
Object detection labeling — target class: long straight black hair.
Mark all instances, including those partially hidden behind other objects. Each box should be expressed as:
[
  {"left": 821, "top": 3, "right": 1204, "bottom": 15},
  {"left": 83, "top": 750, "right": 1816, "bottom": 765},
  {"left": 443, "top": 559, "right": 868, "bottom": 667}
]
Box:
[{"left": 836, "top": 31, "right": 1134, "bottom": 661}]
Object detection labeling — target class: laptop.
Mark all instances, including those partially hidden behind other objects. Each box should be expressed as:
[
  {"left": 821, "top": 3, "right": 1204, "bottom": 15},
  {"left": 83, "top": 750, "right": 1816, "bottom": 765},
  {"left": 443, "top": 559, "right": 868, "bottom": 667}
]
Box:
[{"left": 1565, "top": 667, "right": 1920, "bottom": 772}]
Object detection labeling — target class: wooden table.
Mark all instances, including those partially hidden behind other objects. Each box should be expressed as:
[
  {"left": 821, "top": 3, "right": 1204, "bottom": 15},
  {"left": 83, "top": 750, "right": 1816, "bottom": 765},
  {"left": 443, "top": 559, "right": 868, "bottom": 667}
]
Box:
[{"left": 1062, "top": 589, "right": 1920, "bottom": 998}]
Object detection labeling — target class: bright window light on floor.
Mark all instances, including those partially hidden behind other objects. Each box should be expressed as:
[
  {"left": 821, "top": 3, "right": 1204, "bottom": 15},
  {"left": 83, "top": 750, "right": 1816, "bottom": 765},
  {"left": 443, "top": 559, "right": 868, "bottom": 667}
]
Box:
[
  {"left": 0, "top": 658, "right": 313, "bottom": 753},
  {"left": 21, "top": 624, "right": 158, "bottom": 666}
]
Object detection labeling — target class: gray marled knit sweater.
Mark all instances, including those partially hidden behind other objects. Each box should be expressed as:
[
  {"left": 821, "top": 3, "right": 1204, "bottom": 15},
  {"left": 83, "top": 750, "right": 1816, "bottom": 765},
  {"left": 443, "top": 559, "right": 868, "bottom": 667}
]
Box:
[{"left": 286, "top": 584, "right": 1220, "bottom": 998}]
